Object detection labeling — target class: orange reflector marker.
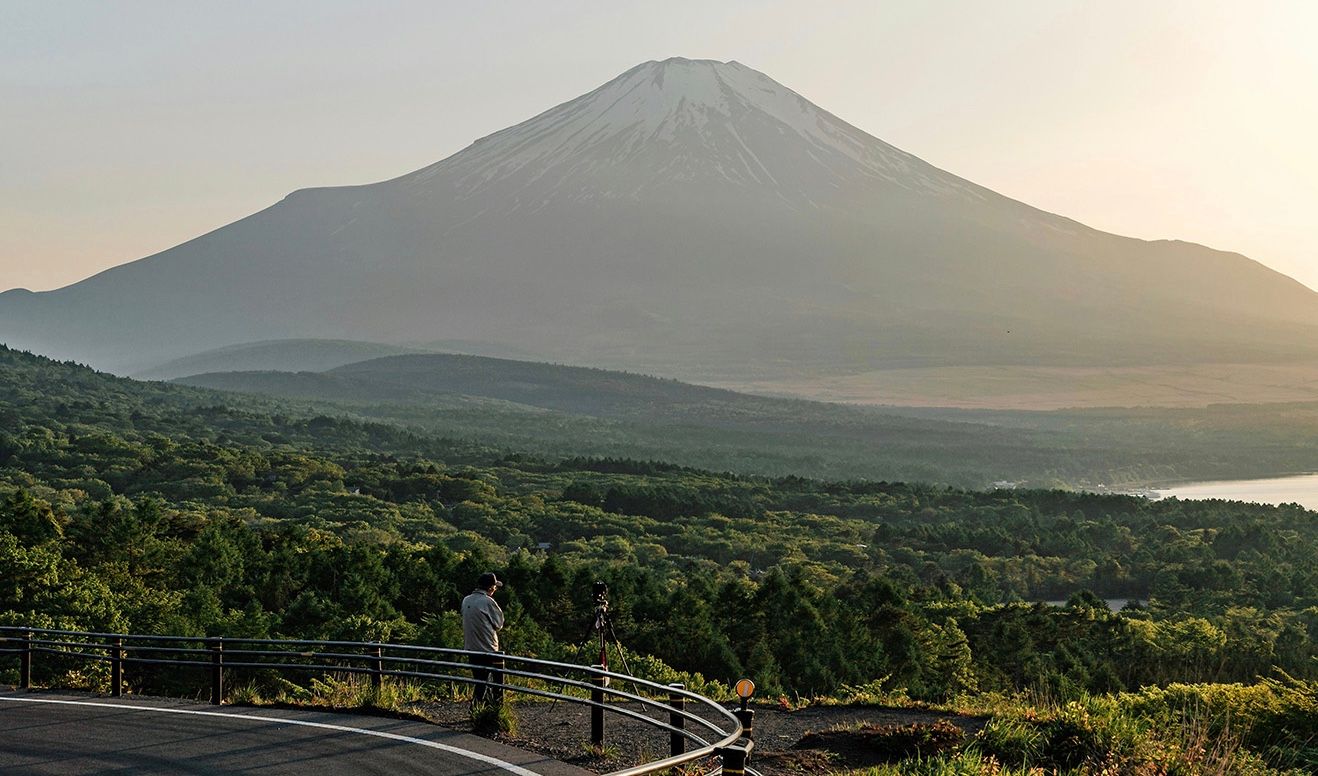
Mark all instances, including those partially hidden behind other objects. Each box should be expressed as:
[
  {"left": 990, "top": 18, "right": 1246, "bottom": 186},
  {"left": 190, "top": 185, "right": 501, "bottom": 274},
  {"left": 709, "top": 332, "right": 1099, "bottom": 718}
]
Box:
[{"left": 733, "top": 678, "right": 756, "bottom": 739}]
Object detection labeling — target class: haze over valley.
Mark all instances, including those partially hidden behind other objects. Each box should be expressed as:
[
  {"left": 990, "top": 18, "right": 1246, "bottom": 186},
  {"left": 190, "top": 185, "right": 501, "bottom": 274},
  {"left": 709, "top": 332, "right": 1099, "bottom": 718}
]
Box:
[{"left": 166, "top": 347, "right": 1318, "bottom": 490}]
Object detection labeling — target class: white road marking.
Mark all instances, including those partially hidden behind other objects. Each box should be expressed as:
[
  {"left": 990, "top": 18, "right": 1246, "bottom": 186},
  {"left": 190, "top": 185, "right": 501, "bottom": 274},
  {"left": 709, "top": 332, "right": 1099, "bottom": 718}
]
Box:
[{"left": 0, "top": 695, "right": 542, "bottom": 775}]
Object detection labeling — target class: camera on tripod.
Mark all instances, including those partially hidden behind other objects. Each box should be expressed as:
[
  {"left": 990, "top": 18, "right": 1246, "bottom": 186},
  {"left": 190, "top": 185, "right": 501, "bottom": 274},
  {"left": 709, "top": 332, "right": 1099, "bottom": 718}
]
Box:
[{"left": 587, "top": 581, "right": 619, "bottom": 677}]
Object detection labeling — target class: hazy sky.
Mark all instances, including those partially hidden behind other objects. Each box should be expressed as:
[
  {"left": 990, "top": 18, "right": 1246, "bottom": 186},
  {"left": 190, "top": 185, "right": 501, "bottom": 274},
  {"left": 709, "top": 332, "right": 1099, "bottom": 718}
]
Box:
[{"left": 3, "top": 0, "right": 1316, "bottom": 292}]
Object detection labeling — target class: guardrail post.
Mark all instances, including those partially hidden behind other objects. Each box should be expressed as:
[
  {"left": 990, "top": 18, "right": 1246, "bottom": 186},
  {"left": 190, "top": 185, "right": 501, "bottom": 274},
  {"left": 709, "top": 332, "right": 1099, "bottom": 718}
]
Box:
[
  {"left": 590, "top": 664, "right": 606, "bottom": 747},
  {"left": 490, "top": 655, "right": 505, "bottom": 705},
  {"left": 667, "top": 682, "right": 686, "bottom": 756},
  {"left": 20, "top": 630, "right": 32, "bottom": 689},
  {"left": 209, "top": 637, "right": 224, "bottom": 705},
  {"left": 110, "top": 637, "right": 123, "bottom": 698},
  {"left": 717, "top": 741, "right": 753, "bottom": 776},
  {"left": 370, "top": 644, "right": 383, "bottom": 692}
]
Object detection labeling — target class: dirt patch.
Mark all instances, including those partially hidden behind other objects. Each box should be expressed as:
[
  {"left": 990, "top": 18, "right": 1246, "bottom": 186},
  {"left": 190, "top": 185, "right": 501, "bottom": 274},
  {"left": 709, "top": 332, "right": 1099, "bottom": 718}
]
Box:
[
  {"left": 794, "top": 720, "right": 964, "bottom": 769},
  {"left": 753, "top": 749, "right": 839, "bottom": 774},
  {"left": 416, "top": 699, "right": 985, "bottom": 775}
]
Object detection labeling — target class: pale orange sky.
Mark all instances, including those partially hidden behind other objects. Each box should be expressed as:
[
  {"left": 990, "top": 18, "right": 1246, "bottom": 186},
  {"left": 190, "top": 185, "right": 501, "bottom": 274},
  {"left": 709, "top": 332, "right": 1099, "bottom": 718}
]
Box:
[{"left": 3, "top": 1, "right": 1315, "bottom": 292}]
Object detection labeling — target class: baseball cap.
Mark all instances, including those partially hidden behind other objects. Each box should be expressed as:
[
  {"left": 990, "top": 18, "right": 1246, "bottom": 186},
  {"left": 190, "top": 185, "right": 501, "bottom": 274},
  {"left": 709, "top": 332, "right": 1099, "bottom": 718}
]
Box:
[{"left": 477, "top": 572, "right": 503, "bottom": 590}]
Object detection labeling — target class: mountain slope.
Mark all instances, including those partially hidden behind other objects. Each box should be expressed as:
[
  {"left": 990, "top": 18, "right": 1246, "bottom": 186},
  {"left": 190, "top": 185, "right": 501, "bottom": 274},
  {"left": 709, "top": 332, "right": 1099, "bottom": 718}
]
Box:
[{"left": 5, "top": 58, "right": 1318, "bottom": 382}]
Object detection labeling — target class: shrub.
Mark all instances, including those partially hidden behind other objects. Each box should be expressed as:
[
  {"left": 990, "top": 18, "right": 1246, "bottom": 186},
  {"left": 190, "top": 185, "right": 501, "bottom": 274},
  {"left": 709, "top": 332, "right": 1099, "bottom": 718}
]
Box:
[
  {"left": 1118, "top": 676, "right": 1318, "bottom": 770},
  {"left": 471, "top": 700, "right": 518, "bottom": 736},
  {"left": 975, "top": 716, "right": 1043, "bottom": 766}
]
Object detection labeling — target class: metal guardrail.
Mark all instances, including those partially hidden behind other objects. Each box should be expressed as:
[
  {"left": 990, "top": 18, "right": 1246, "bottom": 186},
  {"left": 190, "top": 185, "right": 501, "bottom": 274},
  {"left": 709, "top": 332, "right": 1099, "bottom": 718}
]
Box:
[{"left": 0, "top": 626, "right": 755, "bottom": 775}]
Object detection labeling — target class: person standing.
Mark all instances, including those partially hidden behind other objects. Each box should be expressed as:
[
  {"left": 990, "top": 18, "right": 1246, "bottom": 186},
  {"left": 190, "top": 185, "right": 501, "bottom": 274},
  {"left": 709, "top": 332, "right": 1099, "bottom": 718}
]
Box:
[{"left": 461, "top": 571, "right": 505, "bottom": 704}]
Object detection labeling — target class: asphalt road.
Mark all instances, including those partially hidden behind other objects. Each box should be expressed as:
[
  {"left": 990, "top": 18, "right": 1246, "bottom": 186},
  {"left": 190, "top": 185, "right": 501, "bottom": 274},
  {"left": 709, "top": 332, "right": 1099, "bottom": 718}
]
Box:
[{"left": 0, "top": 691, "right": 592, "bottom": 775}]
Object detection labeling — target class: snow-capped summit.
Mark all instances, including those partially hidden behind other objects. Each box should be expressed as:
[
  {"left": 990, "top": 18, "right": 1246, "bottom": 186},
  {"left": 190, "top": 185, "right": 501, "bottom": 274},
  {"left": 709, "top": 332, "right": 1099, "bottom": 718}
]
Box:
[
  {"left": 405, "top": 57, "right": 980, "bottom": 205},
  {"left": 4, "top": 58, "right": 1318, "bottom": 385}
]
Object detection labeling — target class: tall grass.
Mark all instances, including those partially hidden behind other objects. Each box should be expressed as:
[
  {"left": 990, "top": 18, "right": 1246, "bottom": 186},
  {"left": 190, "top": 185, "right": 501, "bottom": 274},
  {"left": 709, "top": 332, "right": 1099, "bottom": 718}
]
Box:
[{"left": 844, "top": 685, "right": 1307, "bottom": 775}]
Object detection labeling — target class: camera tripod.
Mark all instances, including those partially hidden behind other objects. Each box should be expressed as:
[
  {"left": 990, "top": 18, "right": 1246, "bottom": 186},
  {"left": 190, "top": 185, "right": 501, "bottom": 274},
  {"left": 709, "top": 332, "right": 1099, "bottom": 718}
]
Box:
[
  {"left": 548, "top": 584, "right": 637, "bottom": 712},
  {"left": 582, "top": 584, "right": 634, "bottom": 681}
]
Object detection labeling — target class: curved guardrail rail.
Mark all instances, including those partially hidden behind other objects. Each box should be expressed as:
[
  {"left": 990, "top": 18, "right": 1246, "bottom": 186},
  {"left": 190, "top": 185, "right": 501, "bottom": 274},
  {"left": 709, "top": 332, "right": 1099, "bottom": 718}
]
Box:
[{"left": 0, "top": 626, "right": 756, "bottom": 775}]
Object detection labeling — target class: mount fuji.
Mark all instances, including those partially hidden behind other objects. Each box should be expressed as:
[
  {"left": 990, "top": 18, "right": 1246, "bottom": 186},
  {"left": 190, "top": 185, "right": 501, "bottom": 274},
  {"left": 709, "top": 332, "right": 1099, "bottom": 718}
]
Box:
[{"left": 5, "top": 58, "right": 1318, "bottom": 392}]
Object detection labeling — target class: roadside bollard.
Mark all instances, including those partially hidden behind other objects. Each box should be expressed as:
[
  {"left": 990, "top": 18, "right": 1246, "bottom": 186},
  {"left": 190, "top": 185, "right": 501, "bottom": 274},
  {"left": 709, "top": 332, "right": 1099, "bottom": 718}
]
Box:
[
  {"left": 667, "top": 682, "right": 686, "bottom": 756},
  {"left": 111, "top": 637, "right": 123, "bottom": 698},
  {"left": 717, "top": 740, "right": 753, "bottom": 775},
  {"left": 210, "top": 637, "right": 224, "bottom": 705},
  {"left": 734, "top": 678, "right": 756, "bottom": 740},
  {"left": 734, "top": 704, "right": 755, "bottom": 740},
  {"left": 590, "top": 665, "right": 606, "bottom": 747}
]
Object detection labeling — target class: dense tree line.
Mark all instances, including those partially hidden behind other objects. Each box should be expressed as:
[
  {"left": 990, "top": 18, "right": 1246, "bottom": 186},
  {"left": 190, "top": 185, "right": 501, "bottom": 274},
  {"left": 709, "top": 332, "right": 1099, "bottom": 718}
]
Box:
[{"left": 2, "top": 345, "right": 1317, "bottom": 701}]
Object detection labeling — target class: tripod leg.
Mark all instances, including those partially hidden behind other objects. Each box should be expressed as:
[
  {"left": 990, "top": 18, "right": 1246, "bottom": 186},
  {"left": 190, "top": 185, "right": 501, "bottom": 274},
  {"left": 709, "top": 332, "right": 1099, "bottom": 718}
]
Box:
[{"left": 603, "top": 615, "right": 636, "bottom": 686}]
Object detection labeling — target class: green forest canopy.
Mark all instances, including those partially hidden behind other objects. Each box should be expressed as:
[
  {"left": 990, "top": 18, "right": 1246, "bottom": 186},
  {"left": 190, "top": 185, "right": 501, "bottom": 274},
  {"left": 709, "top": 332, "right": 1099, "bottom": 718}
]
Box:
[{"left": 1, "top": 344, "right": 1316, "bottom": 704}]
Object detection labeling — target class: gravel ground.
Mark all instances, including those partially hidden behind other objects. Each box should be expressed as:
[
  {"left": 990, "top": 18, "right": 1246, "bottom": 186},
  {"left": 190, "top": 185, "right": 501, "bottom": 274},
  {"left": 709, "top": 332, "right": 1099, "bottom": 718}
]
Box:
[{"left": 417, "top": 697, "right": 986, "bottom": 775}]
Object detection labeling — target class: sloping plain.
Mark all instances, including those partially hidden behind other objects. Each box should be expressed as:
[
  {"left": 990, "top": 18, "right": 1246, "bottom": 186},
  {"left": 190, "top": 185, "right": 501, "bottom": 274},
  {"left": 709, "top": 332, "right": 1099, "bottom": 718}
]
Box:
[{"left": 717, "top": 362, "right": 1318, "bottom": 410}]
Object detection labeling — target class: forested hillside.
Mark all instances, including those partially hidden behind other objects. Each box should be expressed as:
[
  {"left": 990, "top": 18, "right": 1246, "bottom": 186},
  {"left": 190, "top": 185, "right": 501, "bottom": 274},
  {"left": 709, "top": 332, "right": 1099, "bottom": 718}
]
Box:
[
  {"left": 2, "top": 342, "right": 1318, "bottom": 685},
  {"left": 3, "top": 344, "right": 1316, "bottom": 698},
  {"left": 176, "top": 352, "right": 1318, "bottom": 489}
]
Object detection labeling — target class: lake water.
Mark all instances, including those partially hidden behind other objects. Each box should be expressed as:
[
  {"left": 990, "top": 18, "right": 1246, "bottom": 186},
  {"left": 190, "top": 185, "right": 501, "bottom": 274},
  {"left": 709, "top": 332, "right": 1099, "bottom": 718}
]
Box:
[
  {"left": 1152, "top": 473, "right": 1318, "bottom": 511},
  {"left": 1042, "top": 598, "right": 1139, "bottom": 612}
]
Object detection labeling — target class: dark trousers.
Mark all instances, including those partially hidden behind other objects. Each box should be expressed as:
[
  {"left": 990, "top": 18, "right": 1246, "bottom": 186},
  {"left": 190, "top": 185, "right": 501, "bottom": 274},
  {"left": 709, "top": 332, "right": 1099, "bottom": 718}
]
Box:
[{"left": 470, "top": 653, "right": 504, "bottom": 704}]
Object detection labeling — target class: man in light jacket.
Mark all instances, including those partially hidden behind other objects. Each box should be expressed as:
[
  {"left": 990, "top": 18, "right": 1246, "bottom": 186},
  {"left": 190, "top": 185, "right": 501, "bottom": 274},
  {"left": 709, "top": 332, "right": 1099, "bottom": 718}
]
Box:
[{"left": 461, "top": 571, "right": 505, "bottom": 704}]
